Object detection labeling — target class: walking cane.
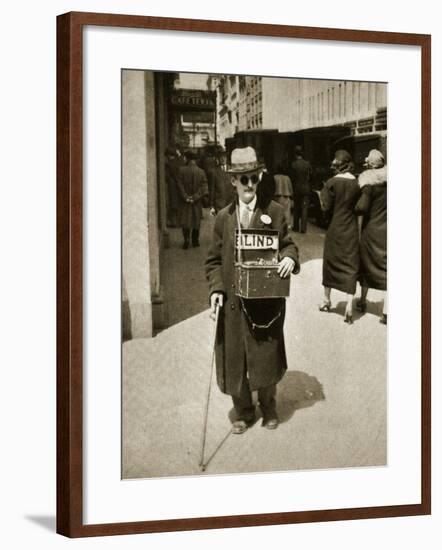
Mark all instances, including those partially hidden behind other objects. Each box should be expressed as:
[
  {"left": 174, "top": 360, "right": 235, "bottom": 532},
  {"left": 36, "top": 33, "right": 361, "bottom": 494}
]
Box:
[{"left": 199, "top": 299, "right": 221, "bottom": 472}]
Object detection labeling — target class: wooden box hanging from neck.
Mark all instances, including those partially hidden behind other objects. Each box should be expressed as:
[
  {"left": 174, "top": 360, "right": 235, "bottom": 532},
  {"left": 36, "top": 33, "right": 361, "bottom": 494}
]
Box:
[{"left": 234, "top": 229, "right": 291, "bottom": 299}]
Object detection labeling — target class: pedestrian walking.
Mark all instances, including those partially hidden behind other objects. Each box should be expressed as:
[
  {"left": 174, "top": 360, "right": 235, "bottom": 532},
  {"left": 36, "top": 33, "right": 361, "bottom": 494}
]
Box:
[
  {"left": 205, "top": 146, "right": 300, "bottom": 434},
  {"left": 176, "top": 151, "right": 209, "bottom": 249},
  {"left": 354, "top": 149, "right": 388, "bottom": 324},
  {"left": 290, "top": 145, "right": 312, "bottom": 233},
  {"left": 319, "top": 150, "right": 361, "bottom": 324}
]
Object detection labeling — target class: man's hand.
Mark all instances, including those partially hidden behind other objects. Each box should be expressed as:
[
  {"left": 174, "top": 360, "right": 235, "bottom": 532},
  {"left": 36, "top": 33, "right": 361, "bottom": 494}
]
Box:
[
  {"left": 209, "top": 207, "right": 216, "bottom": 216},
  {"left": 277, "top": 257, "right": 295, "bottom": 279},
  {"left": 210, "top": 292, "right": 224, "bottom": 315}
]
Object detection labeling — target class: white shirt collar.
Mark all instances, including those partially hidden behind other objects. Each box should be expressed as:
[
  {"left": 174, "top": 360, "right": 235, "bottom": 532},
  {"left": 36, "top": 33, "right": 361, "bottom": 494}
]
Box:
[{"left": 238, "top": 195, "right": 257, "bottom": 213}]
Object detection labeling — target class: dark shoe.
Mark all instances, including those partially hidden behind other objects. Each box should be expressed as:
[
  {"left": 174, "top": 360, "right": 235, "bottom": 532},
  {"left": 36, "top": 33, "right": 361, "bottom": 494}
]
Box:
[
  {"left": 380, "top": 314, "right": 387, "bottom": 325},
  {"left": 356, "top": 300, "right": 367, "bottom": 313},
  {"left": 344, "top": 313, "right": 354, "bottom": 325},
  {"left": 231, "top": 420, "right": 249, "bottom": 435},
  {"left": 319, "top": 301, "right": 331, "bottom": 312},
  {"left": 192, "top": 241, "right": 200, "bottom": 247},
  {"left": 182, "top": 241, "right": 189, "bottom": 250},
  {"left": 262, "top": 416, "right": 279, "bottom": 430}
]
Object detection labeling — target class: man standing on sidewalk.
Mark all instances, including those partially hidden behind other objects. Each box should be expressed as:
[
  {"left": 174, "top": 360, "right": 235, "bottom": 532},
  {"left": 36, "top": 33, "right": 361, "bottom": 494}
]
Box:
[
  {"left": 176, "top": 151, "right": 209, "bottom": 249},
  {"left": 205, "top": 147, "right": 300, "bottom": 434},
  {"left": 290, "top": 145, "right": 313, "bottom": 233}
]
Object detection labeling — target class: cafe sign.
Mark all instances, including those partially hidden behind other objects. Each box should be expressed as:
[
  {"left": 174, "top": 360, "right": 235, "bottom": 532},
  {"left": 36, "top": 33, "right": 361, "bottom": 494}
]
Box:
[{"left": 170, "top": 89, "right": 216, "bottom": 110}]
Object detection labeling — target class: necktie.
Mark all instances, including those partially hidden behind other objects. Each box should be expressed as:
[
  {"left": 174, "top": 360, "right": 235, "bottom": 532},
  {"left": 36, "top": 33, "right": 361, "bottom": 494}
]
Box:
[{"left": 241, "top": 205, "right": 251, "bottom": 228}]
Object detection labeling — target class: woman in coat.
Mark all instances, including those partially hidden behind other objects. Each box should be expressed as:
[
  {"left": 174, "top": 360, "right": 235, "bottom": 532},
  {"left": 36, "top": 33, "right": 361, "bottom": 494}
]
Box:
[
  {"left": 354, "top": 149, "right": 387, "bottom": 324},
  {"left": 319, "top": 150, "right": 361, "bottom": 324}
]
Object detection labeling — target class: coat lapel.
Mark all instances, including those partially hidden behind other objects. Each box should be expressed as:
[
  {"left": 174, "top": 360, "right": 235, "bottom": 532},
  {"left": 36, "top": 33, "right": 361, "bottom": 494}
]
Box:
[
  {"left": 251, "top": 204, "right": 273, "bottom": 229},
  {"left": 227, "top": 199, "right": 273, "bottom": 230}
]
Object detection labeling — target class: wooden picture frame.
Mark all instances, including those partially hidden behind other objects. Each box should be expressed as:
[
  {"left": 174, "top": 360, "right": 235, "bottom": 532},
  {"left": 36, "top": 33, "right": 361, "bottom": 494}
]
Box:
[{"left": 57, "top": 11, "right": 431, "bottom": 537}]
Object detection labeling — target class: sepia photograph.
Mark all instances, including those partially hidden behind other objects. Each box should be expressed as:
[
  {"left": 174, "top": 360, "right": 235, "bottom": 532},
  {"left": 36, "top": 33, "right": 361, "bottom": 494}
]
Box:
[{"left": 122, "top": 69, "right": 388, "bottom": 479}]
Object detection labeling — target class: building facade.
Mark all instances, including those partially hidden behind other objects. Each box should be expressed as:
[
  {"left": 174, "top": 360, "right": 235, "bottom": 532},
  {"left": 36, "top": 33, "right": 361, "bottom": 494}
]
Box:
[
  {"left": 215, "top": 75, "right": 387, "bottom": 143},
  {"left": 122, "top": 72, "right": 218, "bottom": 341},
  {"left": 122, "top": 70, "right": 166, "bottom": 340},
  {"left": 238, "top": 75, "right": 263, "bottom": 132},
  {"left": 213, "top": 74, "right": 387, "bottom": 179},
  {"left": 262, "top": 78, "right": 387, "bottom": 135},
  {"left": 215, "top": 74, "right": 240, "bottom": 147}
]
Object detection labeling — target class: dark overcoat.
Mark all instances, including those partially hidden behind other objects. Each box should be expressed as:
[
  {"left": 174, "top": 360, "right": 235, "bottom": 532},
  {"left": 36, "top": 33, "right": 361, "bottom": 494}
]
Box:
[
  {"left": 207, "top": 166, "right": 235, "bottom": 212},
  {"left": 176, "top": 162, "right": 208, "bottom": 229},
  {"left": 320, "top": 174, "right": 361, "bottom": 294},
  {"left": 165, "top": 156, "right": 185, "bottom": 211},
  {"left": 290, "top": 158, "right": 312, "bottom": 197},
  {"left": 355, "top": 167, "right": 387, "bottom": 291},
  {"left": 205, "top": 198, "right": 300, "bottom": 397}
]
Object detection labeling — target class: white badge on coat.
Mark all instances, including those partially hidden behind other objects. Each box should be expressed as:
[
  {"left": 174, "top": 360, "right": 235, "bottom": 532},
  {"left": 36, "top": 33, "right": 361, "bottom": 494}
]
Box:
[{"left": 260, "top": 214, "right": 272, "bottom": 225}]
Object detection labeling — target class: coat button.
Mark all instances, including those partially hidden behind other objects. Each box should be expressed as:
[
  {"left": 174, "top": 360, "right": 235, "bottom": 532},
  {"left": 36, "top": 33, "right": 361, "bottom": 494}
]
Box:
[{"left": 231, "top": 304, "right": 235, "bottom": 310}]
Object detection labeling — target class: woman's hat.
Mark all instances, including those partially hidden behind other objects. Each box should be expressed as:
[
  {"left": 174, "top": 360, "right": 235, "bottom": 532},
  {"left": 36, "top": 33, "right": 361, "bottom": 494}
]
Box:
[
  {"left": 332, "top": 149, "right": 354, "bottom": 173},
  {"left": 226, "top": 147, "right": 265, "bottom": 173},
  {"left": 334, "top": 149, "right": 352, "bottom": 164},
  {"left": 365, "top": 149, "right": 385, "bottom": 168}
]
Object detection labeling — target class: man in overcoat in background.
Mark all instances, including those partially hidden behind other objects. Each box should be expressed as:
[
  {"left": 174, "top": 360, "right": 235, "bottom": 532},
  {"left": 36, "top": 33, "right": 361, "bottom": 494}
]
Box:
[
  {"left": 290, "top": 145, "right": 313, "bottom": 233},
  {"left": 205, "top": 147, "right": 300, "bottom": 434},
  {"left": 165, "top": 146, "right": 184, "bottom": 227},
  {"left": 176, "top": 151, "right": 209, "bottom": 249}
]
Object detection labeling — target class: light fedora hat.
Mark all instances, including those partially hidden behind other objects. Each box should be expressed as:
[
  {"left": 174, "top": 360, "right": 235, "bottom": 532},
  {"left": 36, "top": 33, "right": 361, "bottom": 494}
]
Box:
[{"left": 226, "top": 146, "right": 265, "bottom": 174}]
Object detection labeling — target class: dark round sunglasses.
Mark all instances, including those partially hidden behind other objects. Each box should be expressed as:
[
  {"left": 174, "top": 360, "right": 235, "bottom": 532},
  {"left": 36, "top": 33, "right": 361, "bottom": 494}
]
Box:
[{"left": 239, "top": 174, "right": 259, "bottom": 185}]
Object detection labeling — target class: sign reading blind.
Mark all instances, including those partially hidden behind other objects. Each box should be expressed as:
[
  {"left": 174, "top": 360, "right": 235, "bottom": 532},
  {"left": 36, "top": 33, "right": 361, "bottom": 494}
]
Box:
[
  {"left": 235, "top": 229, "right": 280, "bottom": 265},
  {"left": 234, "top": 229, "right": 290, "bottom": 298},
  {"left": 235, "top": 231, "right": 278, "bottom": 250}
]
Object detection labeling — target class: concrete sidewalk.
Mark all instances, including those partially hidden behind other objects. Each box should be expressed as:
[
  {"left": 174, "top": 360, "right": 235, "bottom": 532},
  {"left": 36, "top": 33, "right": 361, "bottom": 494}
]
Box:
[{"left": 122, "top": 258, "right": 387, "bottom": 479}]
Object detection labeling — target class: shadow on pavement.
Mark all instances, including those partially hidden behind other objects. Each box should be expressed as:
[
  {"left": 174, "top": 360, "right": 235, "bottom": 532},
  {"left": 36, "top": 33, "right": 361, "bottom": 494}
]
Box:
[
  {"left": 225, "top": 370, "right": 325, "bottom": 427},
  {"left": 277, "top": 370, "right": 325, "bottom": 424}
]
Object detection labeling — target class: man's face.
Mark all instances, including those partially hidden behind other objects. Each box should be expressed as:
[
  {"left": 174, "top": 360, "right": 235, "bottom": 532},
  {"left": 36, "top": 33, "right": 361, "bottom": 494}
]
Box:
[{"left": 231, "top": 171, "right": 261, "bottom": 204}]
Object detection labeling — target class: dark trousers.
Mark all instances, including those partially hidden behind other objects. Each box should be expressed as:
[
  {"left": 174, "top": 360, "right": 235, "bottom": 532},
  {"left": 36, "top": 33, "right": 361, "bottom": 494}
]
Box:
[
  {"left": 182, "top": 228, "right": 199, "bottom": 245},
  {"left": 293, "top": 194, "right": 309, "bottom": 232},
  {"left": 232, "top": 376, "right": 277, "bottom": 423}
]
